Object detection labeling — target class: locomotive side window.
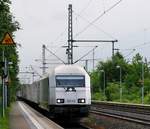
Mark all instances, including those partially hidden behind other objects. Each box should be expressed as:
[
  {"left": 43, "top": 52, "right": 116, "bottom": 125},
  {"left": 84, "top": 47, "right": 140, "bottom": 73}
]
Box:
[{"left": 56, "top": 75, "right": 85, "bottom": 87}]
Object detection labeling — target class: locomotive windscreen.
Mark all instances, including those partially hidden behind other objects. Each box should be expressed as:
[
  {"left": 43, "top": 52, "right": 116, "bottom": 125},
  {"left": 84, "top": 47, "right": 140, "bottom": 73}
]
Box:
[{"left": 56, "top": 75, "right": 85, "bottom": 87}]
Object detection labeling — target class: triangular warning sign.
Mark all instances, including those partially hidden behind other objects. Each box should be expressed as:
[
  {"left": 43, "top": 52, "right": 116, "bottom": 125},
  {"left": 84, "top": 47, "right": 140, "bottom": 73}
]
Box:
[{"left": 1, "top": 32, "right": 15, "bottom": 45}]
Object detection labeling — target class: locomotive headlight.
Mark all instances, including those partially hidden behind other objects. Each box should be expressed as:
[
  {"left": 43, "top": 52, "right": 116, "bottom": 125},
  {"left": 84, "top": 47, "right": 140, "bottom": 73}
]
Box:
[
  {"left": 57, "top": 99, "right": 61, "bottom": 103},
  {"left": 57, "top": 99, "right": 64, "bottom": 103},
  {"left": 78, "top": 98, "right": 85, "bottom": 103},
  {"left": 81, "top": 99, "right": 85, "bottom": 103}
]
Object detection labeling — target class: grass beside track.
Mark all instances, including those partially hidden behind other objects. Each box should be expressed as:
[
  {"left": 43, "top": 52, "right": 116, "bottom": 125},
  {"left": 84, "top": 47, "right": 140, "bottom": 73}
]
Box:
[
  {"left": 0, "top": 114, "right": 9, "bottom": 129},
  {"left": 0, "top": 99, "right": 9, "bottom": 129}
]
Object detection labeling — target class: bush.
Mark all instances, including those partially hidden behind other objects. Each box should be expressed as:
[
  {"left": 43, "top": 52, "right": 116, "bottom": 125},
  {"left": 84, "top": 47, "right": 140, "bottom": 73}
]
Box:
[
  {"left": 92, "top": 92, "right": 106, "bottom": 101},
  {"left": 122, "top": 86, "right": 141, "bottom": 103},
  {"left": 106, "top": 83, "right": 120, "bottom": 101},
  {"left": 144, "top": 93, "right": 150, "bottom": 104}
]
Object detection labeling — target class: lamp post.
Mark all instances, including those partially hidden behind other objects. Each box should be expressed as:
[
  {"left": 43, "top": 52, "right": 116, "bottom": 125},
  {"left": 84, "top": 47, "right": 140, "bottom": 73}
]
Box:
[
  {"left": 141, "top": 61, "right": 144, "bottom": 104},
  {"left": 100, "top": 70, "right": 105, "bottom": 98},
  {"left": 116, "top": 65, "right": 122, "bottom": 102}
]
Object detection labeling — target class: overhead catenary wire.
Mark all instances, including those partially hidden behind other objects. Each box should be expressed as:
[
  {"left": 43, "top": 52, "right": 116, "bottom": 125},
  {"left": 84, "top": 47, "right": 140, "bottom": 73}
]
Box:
[
  {"left": 48, "top": 1, "right": 122, "bottom": 65},
  {"left": 45, "top": 45, "right": 66, "bottom": 64},
  {"left": 52, "top": 1, "right": 120, "bottom": 55},
  {"left": 119, "top": 41, "right": 150, "bottom": 59},
  {"left": 123, "top": 49, "right": 136, "bottom": 58},
  {"left": 131, "top": 41, "right": 150, "bottom": 49},
  {"left": 122, "top": 41, "right": 150, "bottom": 53},
  {"left": 77, "top": 0, "right": 93, "bottom": 16},
  {"left": 52, "top": 29, "right": 67, "bottom": 43},
  {"left": 50, "top": 0, "right": 93, "bottom": 48},
  {"left": 102, "top": 0, "right": 106, "bottom": 13},
  {"left": 30, "top": 65, "right": 42, "bottom": 78},
  {"left": 74, "top": 0, "right": 123, "bottom": 38},
  {"left": 73, "top": 10, "right": 117, "bottom": 40}
]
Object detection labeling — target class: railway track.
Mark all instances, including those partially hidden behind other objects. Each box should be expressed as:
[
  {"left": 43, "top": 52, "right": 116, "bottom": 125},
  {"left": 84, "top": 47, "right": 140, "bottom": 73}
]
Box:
[
  {"left": 60, "top": 123, "right": 91, "bottom": 129},
  {"left": 21, "top": 100, "right": 90, "bottom": 129},
  {"left": 51, "top": 118, "right": 91, "bottom": 129},
  {"left": 91, "top": 101, "right": 150, "bottom": 125}
]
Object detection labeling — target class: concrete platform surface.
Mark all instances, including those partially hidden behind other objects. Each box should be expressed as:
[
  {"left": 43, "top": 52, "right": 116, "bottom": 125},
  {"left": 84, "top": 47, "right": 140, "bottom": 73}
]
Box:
[{"left": 9, "top": 101, "right": 64, "bottom": 129}]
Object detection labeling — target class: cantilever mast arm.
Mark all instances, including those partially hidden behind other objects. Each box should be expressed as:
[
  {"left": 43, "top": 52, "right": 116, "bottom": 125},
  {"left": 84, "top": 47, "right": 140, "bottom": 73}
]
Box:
[{"left": 73, "top": 46, "right": 98, "bottom": 64}]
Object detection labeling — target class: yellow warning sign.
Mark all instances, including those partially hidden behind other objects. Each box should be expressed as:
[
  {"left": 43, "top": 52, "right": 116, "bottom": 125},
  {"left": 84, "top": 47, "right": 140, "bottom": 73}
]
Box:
[{"left": 1, "top": 32, "right": 15, "bottom": 45}]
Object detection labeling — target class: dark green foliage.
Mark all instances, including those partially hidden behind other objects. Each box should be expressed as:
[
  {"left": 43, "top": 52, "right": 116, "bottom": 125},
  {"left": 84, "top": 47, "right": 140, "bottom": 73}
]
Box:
[
  {"left": 0, "top": 0, "right": 20, "bottom": 102},
  {"left": 91, "top": 52, "right": 150, "bottom": 104},
  {"left": 90, "top": 70, "right": 100, "bottom": 93},
  {"left": 106, "top": 83, "right": 120, "bottom": 101},
  {"left": 0, "top": 0, "right": 19, "bottom": 35}
]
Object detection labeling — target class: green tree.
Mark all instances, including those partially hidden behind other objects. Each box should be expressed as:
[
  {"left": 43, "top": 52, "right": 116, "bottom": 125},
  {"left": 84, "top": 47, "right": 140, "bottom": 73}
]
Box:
[
  {"left": 90, "top": 52, "right": 129, "bottom": 100},
  {"left": 91, "top": 52, "right": 150, "bottom": 104},
  {"left": 90, "top": 70, "right": 100, "bottom": 93},
  {"left": 96, "top": 52, "right": 128, "bottom": 90},
  {"left": 125, "top": 54, "right": 150, "bottom": 88},
  {"left": 0, "top": 0, "right": 20, "bottom": 102}
]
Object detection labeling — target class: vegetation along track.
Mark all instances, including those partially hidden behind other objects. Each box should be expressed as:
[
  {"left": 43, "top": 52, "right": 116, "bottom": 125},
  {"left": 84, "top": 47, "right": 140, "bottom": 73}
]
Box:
[{"left": 90, "top": 101, "right": 150, "bottom": 125}]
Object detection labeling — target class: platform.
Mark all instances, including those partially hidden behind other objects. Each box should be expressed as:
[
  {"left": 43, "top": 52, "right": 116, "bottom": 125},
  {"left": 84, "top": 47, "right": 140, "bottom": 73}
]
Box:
[{"left": 9, "top": 101, "right": 63, "bottom": 129}]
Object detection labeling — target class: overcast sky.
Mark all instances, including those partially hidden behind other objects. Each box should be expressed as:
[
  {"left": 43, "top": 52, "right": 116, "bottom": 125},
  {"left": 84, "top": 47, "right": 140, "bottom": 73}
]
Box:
[{"left": 10, "top": 0, "right": 150, "bottom": 82}]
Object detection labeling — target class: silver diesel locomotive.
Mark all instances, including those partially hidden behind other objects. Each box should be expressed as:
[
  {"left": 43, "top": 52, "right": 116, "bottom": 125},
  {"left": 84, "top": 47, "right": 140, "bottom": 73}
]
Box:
[{"left": 20, "top": 65, "right": 91, "bottom": 117}]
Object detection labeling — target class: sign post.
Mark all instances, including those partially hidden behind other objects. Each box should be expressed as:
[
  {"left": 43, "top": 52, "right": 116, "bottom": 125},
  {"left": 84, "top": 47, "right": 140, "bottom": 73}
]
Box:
[
  {"left": 0, "top": 32, "right": 15, "bottom": 117},
  {"left": 1, "top": 32, "right": 15, "bottom": 45}
]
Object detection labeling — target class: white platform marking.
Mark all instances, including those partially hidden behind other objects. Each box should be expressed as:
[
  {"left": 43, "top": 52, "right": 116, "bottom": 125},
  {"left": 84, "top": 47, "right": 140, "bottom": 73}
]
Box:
[{"left": 18, "top": 102, "right": 44, "bottom": 129}]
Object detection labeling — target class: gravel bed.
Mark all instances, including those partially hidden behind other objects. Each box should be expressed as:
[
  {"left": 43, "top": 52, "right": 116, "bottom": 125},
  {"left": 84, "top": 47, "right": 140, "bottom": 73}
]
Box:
[{"left": 80, "top": 114, "right": 150, "bottom": 129}]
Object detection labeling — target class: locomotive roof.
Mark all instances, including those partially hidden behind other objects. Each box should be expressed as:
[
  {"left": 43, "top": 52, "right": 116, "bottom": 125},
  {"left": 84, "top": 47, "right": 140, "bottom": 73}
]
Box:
[
  {"left": 38, "top": 65, "right": 88, "bottom": 81},
  {"left": 54, "top": 65, "right": 87, "bottom": 75}
]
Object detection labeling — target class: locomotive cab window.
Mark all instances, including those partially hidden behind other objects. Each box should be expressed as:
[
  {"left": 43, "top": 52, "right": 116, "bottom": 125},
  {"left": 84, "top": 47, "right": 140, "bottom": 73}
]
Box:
[{"left": 56, "top": 75, "right": 85, "bottom": 87}]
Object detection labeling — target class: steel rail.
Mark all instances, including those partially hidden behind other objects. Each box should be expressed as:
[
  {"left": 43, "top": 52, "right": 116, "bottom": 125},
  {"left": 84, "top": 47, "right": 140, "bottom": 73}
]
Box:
[
  {"left": 92, "top": 101, "right": 150, "bottom": 115},
  {"left": 91, "top": 101, "right": 150, "bottom": 125}
]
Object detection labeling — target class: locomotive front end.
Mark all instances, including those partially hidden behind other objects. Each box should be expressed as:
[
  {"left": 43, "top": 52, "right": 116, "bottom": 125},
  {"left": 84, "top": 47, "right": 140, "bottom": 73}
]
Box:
[{"left": 52, "top": 65, "right": 91, "bottom": 116}]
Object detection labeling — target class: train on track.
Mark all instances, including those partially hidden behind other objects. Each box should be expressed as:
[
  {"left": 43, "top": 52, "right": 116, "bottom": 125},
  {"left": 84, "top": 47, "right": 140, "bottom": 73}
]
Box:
[{"left": 18, "top": 65, "right": 91, "bottom": 117}]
